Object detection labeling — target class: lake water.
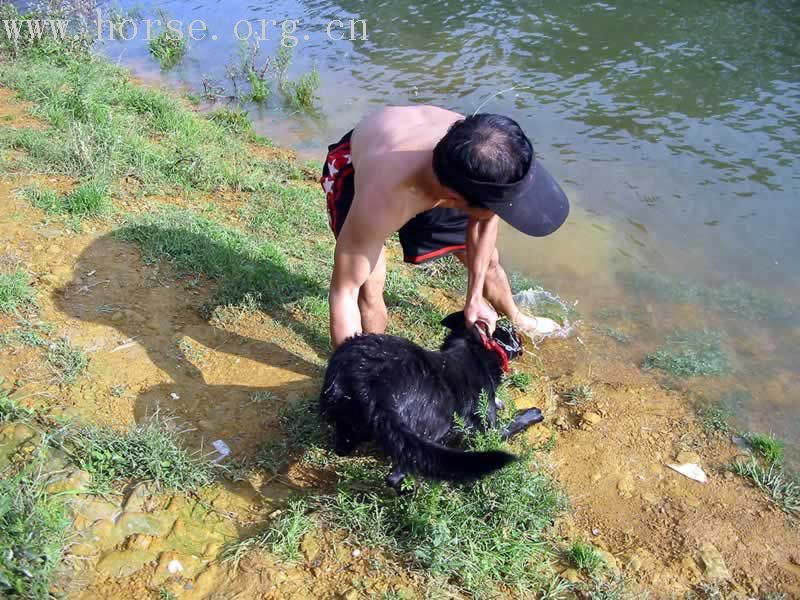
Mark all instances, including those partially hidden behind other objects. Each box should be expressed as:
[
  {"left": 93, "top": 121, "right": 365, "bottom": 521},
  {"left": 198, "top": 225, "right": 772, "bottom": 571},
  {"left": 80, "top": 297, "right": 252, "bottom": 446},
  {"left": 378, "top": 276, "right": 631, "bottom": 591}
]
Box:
[{"left": 95, "top": 0, "right": 798, "bottom": 461}]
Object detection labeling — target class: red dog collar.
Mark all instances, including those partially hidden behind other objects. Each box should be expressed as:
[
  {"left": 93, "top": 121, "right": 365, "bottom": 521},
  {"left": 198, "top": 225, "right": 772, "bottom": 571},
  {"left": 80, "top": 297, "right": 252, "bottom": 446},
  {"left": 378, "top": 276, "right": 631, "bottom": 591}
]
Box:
[{"left": 476, "top": 322, "right": 510, "bottom": 373}]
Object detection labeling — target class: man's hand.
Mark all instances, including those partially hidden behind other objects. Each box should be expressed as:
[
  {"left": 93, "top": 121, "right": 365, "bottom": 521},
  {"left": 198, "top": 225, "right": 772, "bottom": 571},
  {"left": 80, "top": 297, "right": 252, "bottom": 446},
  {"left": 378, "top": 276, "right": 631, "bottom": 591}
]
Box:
[{"left": 464, "top": 297, "right": 497, "bottom": 334}]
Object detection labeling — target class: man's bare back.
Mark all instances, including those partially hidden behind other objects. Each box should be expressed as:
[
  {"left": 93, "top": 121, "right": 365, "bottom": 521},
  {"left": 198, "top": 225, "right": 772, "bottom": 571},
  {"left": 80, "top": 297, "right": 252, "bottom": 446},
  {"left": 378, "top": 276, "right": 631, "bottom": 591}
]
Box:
[{"left": 346, "top": 106, "right": 466, "bottom": 237}]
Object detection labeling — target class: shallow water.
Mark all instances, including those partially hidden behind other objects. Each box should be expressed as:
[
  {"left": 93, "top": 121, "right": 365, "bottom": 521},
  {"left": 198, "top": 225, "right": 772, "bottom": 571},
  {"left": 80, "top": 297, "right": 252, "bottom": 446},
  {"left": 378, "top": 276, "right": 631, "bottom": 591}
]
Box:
[{"left": 93, "top": 0, "right": 798, "bottom": 461}]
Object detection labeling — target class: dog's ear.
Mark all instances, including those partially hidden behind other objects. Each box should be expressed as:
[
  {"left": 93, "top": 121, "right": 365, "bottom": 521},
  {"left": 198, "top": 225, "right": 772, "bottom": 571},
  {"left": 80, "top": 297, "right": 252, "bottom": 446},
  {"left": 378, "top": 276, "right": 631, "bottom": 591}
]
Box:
[{"left": 440, "top": 310, "right": 466, "bottom": 330}]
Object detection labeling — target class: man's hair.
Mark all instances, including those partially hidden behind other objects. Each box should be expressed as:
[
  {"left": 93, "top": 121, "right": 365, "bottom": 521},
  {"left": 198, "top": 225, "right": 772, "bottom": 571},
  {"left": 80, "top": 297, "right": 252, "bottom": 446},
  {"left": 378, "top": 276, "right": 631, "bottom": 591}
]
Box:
[{"left": 432, "top": 113, "right": 533, "bottom": 205}]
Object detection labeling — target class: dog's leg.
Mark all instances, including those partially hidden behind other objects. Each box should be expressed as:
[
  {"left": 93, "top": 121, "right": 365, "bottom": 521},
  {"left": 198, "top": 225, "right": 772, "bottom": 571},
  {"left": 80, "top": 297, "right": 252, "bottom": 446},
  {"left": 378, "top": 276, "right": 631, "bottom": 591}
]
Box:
[
  {"left": 501, "top": 408, "right": 544, "bottom": 440},
  {"left": 333, "top": 427, "right": 359, "bottom": 456},
  {"left": 385, "top": 465, "right": 407, "bottom": 490}
]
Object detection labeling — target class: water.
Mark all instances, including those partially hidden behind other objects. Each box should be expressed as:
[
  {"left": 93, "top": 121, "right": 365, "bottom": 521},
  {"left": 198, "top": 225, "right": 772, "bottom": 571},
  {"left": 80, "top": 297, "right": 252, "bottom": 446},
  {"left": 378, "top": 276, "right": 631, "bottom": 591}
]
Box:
[{"left": 95, "top": 0, "right": 798, "bottom": 460}]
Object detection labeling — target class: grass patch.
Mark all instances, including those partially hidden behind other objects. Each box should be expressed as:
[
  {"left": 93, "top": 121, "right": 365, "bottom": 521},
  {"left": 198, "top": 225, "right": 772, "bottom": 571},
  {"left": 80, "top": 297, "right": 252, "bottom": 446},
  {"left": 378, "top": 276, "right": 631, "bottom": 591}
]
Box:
[
  {"left": 222, "top": 499, "right": 315, "bottom": 568},
  {"left": 283, "top": 67, "right": 321, "bottom": 112},
  {"left": 46, "top": 338, "right": 88, "bottom": 385},
  {"left": 561, "top": 384, "right": 593, "bottom": 405},
  {"left": 69, "top": 415, "right": 214, "bottom": 492},
  {"left": 0, "top": 463, "right": 69, "bottom": 599},
  {"left": 507, "top": 370, "right": 533, "bottom": 392},
  {"left": 566, "top": 541, "right": 605, "bottom": 574},
  {"left": 695, "top": 403, "right": 733, "bottom": 436},
  {"left": 0, "top": 319, "right": 52, "bottom": 348},
  {"left": 744, "top": 432, "right": 784, "bottom": 465},
  {"left": 0, "top": 270, "right": 37, "bottom": 315},
  {"left": 730, "top": 458, "right": 799, "bottom": 515},
  {"left": 148, "top": 18, "right": 187, "bottom": 70},
  {"left": 643, "top": 329, "right": 730, "bottom": 378},
  {"left": 22, "top": 182, "right": 111, "bottom": 218}
]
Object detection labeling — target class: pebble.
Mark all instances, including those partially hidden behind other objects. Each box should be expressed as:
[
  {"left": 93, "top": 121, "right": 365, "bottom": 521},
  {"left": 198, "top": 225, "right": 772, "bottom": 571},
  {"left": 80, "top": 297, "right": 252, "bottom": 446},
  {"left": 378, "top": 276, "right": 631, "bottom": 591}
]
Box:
[
  {"left": 676, "top": 451, "right": 702, "bottom": 464},
  {"left": 582, "top": 411, "right": 602, "bottom": 426},
  {"left": 699, "top": 542, "right": 730, "bottom": 581},
  {"left": 352, "top": 548, "right": 361, "bottom": 558}
]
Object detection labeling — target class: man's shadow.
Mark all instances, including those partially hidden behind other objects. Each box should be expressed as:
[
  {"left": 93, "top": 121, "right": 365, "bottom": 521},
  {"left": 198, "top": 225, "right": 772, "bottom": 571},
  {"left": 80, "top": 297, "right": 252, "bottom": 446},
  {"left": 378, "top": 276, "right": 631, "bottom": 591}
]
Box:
[{"left": 53, "top": 225, "right": 330, "bottom": 458}]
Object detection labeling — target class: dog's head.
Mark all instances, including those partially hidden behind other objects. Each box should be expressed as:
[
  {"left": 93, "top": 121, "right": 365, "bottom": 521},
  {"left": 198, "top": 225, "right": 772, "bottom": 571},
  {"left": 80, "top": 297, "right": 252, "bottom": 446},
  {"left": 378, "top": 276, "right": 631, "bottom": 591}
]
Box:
[{"left": 441, "top": 311, "right": 524, "bottom": 361}]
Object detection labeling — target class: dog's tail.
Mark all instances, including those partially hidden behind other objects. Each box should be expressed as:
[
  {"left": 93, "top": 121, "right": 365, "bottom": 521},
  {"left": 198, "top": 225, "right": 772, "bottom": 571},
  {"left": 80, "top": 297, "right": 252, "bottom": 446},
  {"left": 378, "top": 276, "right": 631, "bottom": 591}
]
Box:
[{"left": 374, "top": 408, "right": 517, "bottom": 482}]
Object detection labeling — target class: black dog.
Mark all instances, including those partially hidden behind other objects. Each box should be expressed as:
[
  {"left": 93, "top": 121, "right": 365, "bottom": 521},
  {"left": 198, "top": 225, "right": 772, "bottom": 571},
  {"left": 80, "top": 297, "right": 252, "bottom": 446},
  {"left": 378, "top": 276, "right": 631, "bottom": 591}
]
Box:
[{"left": 319, "top": 311, "right": 544, "bottom": 488}]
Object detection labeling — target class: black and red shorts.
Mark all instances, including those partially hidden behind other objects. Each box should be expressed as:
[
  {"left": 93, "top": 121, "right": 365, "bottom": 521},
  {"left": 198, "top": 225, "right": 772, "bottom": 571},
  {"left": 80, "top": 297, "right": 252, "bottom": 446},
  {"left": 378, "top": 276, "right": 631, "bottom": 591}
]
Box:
[{"left": 320, "top": 130, "right": 468, "bottom": 264}]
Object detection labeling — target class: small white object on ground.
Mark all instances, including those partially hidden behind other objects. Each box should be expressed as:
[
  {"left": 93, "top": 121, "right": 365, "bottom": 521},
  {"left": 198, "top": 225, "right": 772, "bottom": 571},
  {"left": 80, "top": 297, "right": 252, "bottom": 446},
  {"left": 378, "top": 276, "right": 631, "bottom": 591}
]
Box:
[
  {"left": 352, "top": 548, "right": 361, "bottom": 558},
  {"left": 167, "top": 559, "right": 183, "bottom": 574},
  {"left": 667, "top": 463, "right": 708, "bottom": 483},
  {"left": 211, "top": 439, "right": 231, "bottom": 463},
  {"left": 169, "top": 392, "right": 180, "bottom": 400}
]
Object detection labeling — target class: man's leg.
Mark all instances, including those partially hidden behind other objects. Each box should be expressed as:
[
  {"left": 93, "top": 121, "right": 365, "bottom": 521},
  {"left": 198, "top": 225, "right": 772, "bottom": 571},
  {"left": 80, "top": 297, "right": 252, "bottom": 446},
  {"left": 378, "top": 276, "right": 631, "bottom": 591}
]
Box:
[
  {"left": 358, "top": 246, "right": 388, "bottom": 334},
  {"left": 454, "top": 250, "right": 561, "bottom": 335}
]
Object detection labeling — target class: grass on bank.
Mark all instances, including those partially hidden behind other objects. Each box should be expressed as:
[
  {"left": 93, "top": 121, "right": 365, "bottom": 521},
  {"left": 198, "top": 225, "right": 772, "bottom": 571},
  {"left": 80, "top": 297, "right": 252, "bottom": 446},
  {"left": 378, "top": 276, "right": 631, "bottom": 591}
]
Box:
[
  {"left": 730, "top": 458, "right": 799, "bottom": 515},
  {"left": 222, "top": 499, "right": 315, "bottom": 569},
  {"left": 0, "top": 269, "right": 37, "bottom": 315},
  {"left": 566, "top": 541, "right": 605, "bottom": 574},
  {"left": 643, "top": 329, "right": 730, "bottom": 378},
  {"left": 46, "top": 338, "right": 88, "bottom": 385},
  {"left": 21, "top": 183, "right": 112, "bottom": 219}
]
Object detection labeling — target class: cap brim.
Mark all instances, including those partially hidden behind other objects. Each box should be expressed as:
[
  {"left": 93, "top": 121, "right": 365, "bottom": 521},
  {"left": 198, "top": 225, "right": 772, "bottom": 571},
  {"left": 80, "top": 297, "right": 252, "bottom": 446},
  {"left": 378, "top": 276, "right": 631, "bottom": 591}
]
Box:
[{"left": 484, "top": 160, "right": 569, "bottom": 237}]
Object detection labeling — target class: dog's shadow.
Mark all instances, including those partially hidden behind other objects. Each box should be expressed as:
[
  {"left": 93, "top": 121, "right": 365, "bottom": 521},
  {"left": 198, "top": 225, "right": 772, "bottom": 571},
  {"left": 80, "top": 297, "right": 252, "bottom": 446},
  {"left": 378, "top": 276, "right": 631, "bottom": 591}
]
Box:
[{"left": 52, "top": 229, "right": 327, "bottom": 460}]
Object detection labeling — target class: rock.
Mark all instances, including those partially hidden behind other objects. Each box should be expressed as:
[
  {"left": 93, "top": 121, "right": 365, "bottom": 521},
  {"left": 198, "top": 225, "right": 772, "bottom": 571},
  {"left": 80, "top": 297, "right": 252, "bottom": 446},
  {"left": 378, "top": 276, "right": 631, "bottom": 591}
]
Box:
[
  {"left": 300, "top": 533, "right": 321, "bottom": 562},
  {"left": 561, "top": 568, "right": 581, "bottom": 583},
  {"left": 596, "top": 549, "right": 619, "bottom": 573},
  {"left": 96, "top": 549, "right": 157, "bottom": 578},
  {"left": 554, "top": 415, "right": 569, "bottom": 430},
  {"left": 676, "top": 451, "right": 701, "bottom": 464},
  {"left": 582, "top": 412, "right": 602, "bottom": 426},
  {"left": 116, "top": 511, "right": 176, "bottom": 538},
  {"left": 641, "top": 492, "right": 660, "bottom": 506},
  {"left": 70, "top": 498, "right": 122, "bottom": 523},
  {"left": 122, "top": 482, "right": 156, "bottom": 513},
  {"left": 152, "top": 551, "right": 206, "bottom": 585},
  {"left": 617, "top": 475, "right": 635, "bottom": 497},
  {"left": 699, "top": 542, "right": 730, "bottom": 581},
  {"left": 111, "top": 311, "right": 124, "bottom": 323},
  {"left": 45, "top": 468, "right": 91, "bottom": 494},
  {"left": 339, "top": 588, "right": 360, "bottom": 600}
]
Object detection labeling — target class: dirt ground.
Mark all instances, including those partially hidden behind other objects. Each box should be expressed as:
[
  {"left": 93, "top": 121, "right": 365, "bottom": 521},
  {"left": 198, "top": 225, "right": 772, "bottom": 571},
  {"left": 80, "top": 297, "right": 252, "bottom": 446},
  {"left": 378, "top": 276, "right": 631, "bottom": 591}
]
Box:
[{"left": 1, "top": 89, "right": 799, "bottom": 599}]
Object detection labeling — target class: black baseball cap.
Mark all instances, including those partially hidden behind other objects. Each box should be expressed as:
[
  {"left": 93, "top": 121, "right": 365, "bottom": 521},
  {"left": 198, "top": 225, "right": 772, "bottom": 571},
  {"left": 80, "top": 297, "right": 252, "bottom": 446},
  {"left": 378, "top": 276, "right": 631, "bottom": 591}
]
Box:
[{"left": 433, "top": 115, "right": 569, "bottom": 237}]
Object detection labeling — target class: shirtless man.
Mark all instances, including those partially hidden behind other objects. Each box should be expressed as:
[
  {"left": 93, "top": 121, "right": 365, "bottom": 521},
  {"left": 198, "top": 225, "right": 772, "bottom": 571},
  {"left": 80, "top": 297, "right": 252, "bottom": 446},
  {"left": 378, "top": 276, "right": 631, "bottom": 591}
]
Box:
[{"left": 320, "top": 106, "right": 569, "bottom": 348}]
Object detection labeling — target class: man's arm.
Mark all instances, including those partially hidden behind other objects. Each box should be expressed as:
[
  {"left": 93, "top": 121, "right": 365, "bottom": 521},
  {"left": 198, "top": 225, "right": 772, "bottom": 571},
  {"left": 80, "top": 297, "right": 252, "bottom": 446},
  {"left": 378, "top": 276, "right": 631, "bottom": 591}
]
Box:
[
  {"left": 329, "top": 197, "right": 395, "bottom": 348},
  {"left": 464, "top": 214, "right": 500, "bottom": 332}
]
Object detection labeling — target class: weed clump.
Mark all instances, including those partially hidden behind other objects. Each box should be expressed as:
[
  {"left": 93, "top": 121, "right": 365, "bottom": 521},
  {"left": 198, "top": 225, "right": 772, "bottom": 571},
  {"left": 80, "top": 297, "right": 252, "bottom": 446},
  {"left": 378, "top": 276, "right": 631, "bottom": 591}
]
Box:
[
  {"left": 730, "top": 458, "right": 799, "bottom": 515},
  {"left": 46, "top": 338, "right": 88, "bottom": 384},
  {"left": 222, "top": 500, "right": 315, "bottom": 568},
  {"left": 744, "top": 432, "right": 784, "bottom": 465},
  {"left": 0, "top": 466, "right": 69, "bottom": 599},
  {"left": 148, "top": 17, "right": 187, "bottom": 70},
  {"left": 643, "top": 330, "right": 729, "bottom": 378},
  {"left": 0, "top": 269, "right": 37, "bottom": 315},
  {"left": 23, "top": 182, "right": 111, "bottom": 218},
  {"left": 562, "top": 383, "right": 593, "bottom": 405},
  {"left": 283, "top": 67, "right": 321, "bottom": 111},
  {"left": 70, "top": 416, "right": 214, "bottom": 492},
  {"left": 566, "top": 541, "right": 605, "bottom": 573}
]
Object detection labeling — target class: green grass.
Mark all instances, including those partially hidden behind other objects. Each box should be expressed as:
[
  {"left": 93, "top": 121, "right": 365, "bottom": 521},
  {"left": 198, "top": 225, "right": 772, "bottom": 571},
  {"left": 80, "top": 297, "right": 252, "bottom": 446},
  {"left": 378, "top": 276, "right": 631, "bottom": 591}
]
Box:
[
  {"left": 0, "top": 270, "right": 37, "bottom": 315},
  {"left": 507, "top": 370, "right": 533, "bottom": 392},
  {"left": 561, "top": 383, "right": 593, "bottom": 405},
  {"left": 744, "top": 432, "right": 784, "bottom": 465},
  {"left": 730, "top": 458, "right": 799, "bottom": 515},
  {"left": 69, "top": 415, "right": 214, "bottom": 493},
  {"left": 643, "top": 329, "right": 730, "bottom": 378},
  {"left": 222, "top": 499, "right": 315, "bottom": 568},
  {"left": 22, "top": 182, "right": 112, "bottom": 218},
  {"left": 283, "top": 67, "right": 321, "bottom": 112},
  {"left": 46, "top": 338, "right": 88, "bottom": 385},
  {"left": 695, "top": 403, "right": 733, "bottom": 436},
  {"left": 0, "top": 319, "right": 52, "bottom": 348},
  {"left": 148, "top": 26, "right": 187, "bottom": 70},
  {"left": 206, "top": 107, "right": 253, "bottom": 135},
  {"left": 566, "top": 541, "right": 605, "bottom": 574},
  {"left": 0, "top": 463, "right": 69, "bottom": 599}
]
